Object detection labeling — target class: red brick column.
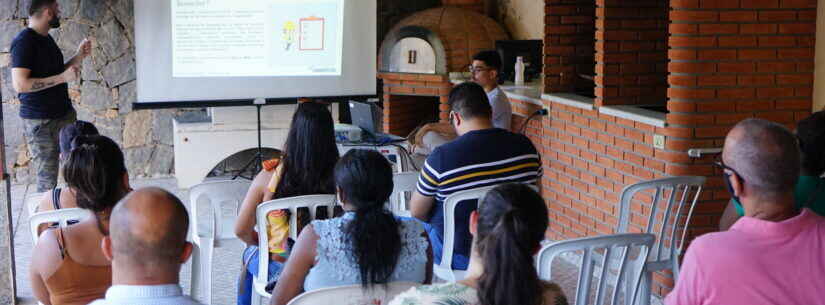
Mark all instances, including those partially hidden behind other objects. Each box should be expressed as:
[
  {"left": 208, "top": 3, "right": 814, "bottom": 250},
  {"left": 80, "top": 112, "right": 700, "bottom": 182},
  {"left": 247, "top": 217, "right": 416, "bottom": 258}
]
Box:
[
  {"left": 595, "top": 0, "right": 669, "bottom": 106},
  {"left": 544, "top": 0, "right": 596, "bottom": 94}
]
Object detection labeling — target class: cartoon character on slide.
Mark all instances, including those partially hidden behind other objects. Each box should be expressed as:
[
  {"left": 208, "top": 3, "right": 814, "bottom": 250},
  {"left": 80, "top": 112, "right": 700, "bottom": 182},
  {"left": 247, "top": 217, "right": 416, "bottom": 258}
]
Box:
[{"left": 282, "top": 21, "right": 297, "bottom": 51}]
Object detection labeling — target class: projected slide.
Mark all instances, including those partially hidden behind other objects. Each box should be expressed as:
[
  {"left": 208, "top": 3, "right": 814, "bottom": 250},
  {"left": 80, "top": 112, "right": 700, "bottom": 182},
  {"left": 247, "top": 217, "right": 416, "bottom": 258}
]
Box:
[{"left": 171, "top": 0, "right": 344, "bottom": 78}]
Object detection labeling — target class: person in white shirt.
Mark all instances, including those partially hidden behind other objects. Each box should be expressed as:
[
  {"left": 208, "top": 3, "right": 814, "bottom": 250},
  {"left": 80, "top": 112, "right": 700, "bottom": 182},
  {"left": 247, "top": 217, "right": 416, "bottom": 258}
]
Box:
[
  {"left": 471, "top": 50, "right": 512, "bottom": 131},
  {"left": 89, "top": 187, "right": 204, "bottom": 305},
  {"left": 410, "top": 51, "right": 514, "bottom": 154}
]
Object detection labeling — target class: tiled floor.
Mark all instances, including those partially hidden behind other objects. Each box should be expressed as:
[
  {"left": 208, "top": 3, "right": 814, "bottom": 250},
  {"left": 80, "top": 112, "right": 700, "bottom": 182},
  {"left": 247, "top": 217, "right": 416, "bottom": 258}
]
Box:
[{"left": 6, "top": 177, "right": 650, "bottom": 305}]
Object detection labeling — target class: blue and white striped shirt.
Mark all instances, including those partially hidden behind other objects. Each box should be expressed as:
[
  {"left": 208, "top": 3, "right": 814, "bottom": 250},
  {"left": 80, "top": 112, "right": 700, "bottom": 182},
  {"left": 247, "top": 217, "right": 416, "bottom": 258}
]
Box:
[{"left": 417, "top": 128, "right": 541, "bottom": 259}]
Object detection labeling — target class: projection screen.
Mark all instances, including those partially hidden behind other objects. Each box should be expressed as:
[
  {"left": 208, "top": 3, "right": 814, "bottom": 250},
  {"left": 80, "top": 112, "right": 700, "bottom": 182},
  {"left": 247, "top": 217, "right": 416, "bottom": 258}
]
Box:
[{"left": 134, "top": 0, "right": 376, "bottom": 107}]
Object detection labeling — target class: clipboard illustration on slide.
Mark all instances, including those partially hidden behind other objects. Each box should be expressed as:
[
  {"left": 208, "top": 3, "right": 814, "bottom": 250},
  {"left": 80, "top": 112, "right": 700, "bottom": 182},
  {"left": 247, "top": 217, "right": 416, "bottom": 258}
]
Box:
[{"left": 299, "top": 16, "right": 325, "bottom": 51}]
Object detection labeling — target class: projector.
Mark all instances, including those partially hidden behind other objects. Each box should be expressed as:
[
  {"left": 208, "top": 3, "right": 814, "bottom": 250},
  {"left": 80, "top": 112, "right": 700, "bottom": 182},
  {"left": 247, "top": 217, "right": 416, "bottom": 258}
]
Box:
[{"left": 334, "top": 124, "right": 362, "bottom": 143}]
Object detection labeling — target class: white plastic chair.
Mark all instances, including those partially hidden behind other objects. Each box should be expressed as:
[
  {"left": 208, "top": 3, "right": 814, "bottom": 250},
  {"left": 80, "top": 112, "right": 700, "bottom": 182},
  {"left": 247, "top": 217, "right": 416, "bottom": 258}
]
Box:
[
  {"left": 286, "top": 282, "right": 420, "bottom": 305},
  {"left": 253, "top": 195, "right": 338, "bottom": 305},
  {"left": 187, "top": 180, "right": 251, "bottom": 304},
  {"left": 25, "top": 191, "right": 46, "bottom": 216},
  {"left": 28, "top": 207, "right": 91, "bottom": 305},
  {"left": 29, "top": 208, "right": 90, "bottom": 244},
  {"left": 537, "top": 233, "right": 656, "bottom": 305},
  {"left": 435, "top": 185, "right": 498, "bottom": 282},
  {"left": 389, "top": 172, "right": 418, "bottom": 217},
  {"left": 616, "top": 176, "right": 706, "bottom": 305}
]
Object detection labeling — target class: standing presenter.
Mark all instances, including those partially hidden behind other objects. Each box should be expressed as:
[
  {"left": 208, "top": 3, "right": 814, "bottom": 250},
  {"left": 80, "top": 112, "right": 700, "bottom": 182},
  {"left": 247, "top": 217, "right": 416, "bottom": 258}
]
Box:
[{"left": 11, "top": 0, "right": 90, "bottom": 192}]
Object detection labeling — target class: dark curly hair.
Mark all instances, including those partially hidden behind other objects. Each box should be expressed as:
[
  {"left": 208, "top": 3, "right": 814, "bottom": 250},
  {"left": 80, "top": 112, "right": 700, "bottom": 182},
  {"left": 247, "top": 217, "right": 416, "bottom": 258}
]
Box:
[{"left": 63, "top": 135, "right": 128, "bottom": 215}]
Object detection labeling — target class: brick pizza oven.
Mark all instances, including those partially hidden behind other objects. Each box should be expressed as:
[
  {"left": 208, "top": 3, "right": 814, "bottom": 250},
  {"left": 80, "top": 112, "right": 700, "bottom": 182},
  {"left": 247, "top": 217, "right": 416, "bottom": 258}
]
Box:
[{"left": 378, "top": 4, "right": 509, "bottom": 136}]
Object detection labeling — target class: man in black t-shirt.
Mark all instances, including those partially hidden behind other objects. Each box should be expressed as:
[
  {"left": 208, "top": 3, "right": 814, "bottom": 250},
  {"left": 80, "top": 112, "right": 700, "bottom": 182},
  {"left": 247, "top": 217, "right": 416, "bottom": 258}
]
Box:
[{"left": 11, "top": 0, "right": 90, "bottom": 191}]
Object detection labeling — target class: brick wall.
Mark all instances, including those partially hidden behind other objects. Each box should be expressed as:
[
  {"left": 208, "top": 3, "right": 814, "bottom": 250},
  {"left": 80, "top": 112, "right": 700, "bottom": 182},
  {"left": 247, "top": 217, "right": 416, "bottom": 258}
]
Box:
[
  {"left": 595, "top": 0, "right": 669, "bottom": 106},
  {"left": 535, "top": 0, "right": 818, "bottom": 298},
  {"left": 512, "top": 93, "right": 712, "bottom": 298},
  {"left": 544, "top": 0, "right": 597, "bottom": 95},
  {"left": 668, "top": 0, "right": 816, "bottom": 129}
]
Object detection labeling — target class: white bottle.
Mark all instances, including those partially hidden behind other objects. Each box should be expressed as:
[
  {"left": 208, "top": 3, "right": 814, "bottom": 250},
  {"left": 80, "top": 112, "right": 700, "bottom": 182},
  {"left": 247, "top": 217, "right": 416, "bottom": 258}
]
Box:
[{"left": 514, "top": 56, "right": 525, "bottom": 86}]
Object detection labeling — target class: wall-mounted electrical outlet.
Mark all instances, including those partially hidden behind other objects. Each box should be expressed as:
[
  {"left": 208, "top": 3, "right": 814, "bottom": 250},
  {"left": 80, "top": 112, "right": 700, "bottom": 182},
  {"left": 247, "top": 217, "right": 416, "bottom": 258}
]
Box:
[{"left": 653, "top": 134, "right": 665, "bottom": 150}]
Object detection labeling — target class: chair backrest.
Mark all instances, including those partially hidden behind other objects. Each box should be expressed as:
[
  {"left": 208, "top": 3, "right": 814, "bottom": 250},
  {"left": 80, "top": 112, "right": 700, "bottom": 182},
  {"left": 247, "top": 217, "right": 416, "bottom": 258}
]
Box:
[
  {"left": 389, "top": 172, "right": 418, "bottom": 217},
  {"left": 188, "top": 180, "right": 252, "bottom": 241},
  {"left": 29, "top": 208, "right": 91, "bottom": 243},
  {"left": 286, "top": 282, "right": 420, "bottom": 305},
  {"left": 437, "top": 185, "right": 498, "bottom": 280},
  {"left": 537, "top": 233, "right": 655, "bottom": 305},
  {"left": 255, "top": 195, "right": 337, "bottom": 287},
  {"left": 616, "top": 176, "right": 705, "bottom": 272},
  {"left": 25, "top": 191, "right": 46, "bottom": 216}
]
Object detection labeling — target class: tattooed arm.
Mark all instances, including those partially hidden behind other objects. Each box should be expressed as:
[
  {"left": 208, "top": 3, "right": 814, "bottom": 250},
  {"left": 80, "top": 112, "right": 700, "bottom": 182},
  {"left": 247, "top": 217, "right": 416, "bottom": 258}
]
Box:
[{"left": 11, "top": 66, "right": 78, "bottom": 93}]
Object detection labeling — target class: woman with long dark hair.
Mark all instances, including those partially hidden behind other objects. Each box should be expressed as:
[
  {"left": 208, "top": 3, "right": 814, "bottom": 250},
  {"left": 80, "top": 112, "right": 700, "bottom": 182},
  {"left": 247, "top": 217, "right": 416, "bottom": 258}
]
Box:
[
  {"left": 390, "top": 183, "right": 567, "bottom": 305},
  {"left": 29, "top": 135, "right": 131, "bottom": 305},
  {"left": 35, "top": 120, "right": 100, "bottom": 234},
  {"left": 235, "top": 102, "right": 341, "bottom": 305},
  {"left": 269, "top": 149, "right": 431, "bottom": 305}
]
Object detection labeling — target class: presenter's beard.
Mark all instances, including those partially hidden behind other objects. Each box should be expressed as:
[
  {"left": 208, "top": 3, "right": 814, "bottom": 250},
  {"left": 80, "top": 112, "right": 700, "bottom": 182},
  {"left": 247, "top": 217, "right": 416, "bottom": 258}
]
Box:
[{"left": 49, "top": 15, "right": 60, "bottom": 28}]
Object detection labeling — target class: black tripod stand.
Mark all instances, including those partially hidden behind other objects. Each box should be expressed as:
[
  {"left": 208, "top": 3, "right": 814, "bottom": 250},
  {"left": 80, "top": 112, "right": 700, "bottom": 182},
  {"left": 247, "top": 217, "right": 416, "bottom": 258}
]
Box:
[{"left": 232, "top": 100, "right": 266, "bottom": 180}]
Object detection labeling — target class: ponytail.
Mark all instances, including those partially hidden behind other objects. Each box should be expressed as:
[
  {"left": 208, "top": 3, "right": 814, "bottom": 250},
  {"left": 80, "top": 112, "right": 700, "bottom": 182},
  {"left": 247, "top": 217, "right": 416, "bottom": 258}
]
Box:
[
  {"left": 347, "top": 202, "right": 401, "bottom": 288},
  {"left": 63, "top": 135, "right": 128, "bottom": 216},
  {"left": 335, "top": 149, "right": 401, "bottom": 288},
  {"left": 475, "top": 184, "right": 549, "bottom": 305}
]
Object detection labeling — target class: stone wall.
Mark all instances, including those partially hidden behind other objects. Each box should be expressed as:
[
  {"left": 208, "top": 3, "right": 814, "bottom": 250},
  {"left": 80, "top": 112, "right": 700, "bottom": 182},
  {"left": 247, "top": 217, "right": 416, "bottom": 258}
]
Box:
[{"left": 0, "top": 0, "right": 182, "bottom": 183}]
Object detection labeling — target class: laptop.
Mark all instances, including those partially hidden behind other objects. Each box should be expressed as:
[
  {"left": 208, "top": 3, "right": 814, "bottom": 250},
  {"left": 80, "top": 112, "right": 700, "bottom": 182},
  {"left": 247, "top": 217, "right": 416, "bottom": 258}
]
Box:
[{"left": 349, "top": 100, "right": 406, "bottom": 144}]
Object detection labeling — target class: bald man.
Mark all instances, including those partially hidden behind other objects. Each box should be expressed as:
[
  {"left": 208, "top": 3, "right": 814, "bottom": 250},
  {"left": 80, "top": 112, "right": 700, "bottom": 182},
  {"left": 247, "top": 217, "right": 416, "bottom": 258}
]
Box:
[
  {"left": 666, "top": 119, "right": 825, "bottom": 305},
  {"left": 89, "top": 187, "right": 205, "bottom": 305},
  {"left": 718, "top": 111, "right": 825, "bottom": 230}
]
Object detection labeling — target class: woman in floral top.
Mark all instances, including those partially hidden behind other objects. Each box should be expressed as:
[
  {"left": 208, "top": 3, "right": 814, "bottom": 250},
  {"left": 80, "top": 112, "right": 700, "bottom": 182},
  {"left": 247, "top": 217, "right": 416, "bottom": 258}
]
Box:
[{"left": 390, "top": 183, "right": 568, "bottom": 305}]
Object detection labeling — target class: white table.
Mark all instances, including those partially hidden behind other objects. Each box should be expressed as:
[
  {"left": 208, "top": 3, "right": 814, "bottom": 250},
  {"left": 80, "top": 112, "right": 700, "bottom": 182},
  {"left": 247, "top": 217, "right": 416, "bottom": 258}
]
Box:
[
  {"left": 172, "top": 107, "right": 416, "bottom": 189},
  {"left": 173, "top": 116, "right": 291, "bottom": 189}
]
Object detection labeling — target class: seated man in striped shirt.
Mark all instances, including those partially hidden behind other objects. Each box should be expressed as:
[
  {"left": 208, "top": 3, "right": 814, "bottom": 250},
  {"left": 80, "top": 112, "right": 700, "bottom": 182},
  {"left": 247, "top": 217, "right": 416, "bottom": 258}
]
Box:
[{"left": 410, "top": 82, "right": 541, "bottom": 270}]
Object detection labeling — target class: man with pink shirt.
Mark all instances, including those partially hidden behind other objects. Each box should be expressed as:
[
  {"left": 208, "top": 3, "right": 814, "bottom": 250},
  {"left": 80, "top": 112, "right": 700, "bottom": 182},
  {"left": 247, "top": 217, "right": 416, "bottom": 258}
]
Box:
[{"left": 666, "top": 118, "right": 825, "bottom": 305}]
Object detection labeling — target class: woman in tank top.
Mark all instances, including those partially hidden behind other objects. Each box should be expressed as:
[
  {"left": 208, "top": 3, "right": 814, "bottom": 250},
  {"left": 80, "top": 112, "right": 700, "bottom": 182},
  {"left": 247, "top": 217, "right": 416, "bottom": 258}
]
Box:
[{"left": 29, "top": 135, "right": 131, "bottom": 305}]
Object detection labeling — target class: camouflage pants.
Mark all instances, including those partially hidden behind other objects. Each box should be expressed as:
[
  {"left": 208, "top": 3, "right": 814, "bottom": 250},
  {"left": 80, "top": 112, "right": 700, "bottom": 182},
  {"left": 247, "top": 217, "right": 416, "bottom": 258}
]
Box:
[{"left": 22, "top": 108, "right": 77, "bottom": 192}]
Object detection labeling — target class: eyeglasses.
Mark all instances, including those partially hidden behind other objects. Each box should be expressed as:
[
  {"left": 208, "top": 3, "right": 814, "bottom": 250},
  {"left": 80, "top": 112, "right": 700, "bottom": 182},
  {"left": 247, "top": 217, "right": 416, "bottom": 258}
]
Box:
[
  {"left": 713, "top": 155, "right": 745, "bottom": 183},
  {"left": 468, "top": 65, "right": 493, "bottom": 74},
  {"left": 448, "top": 111, "right": 455, "bottom": 125}
]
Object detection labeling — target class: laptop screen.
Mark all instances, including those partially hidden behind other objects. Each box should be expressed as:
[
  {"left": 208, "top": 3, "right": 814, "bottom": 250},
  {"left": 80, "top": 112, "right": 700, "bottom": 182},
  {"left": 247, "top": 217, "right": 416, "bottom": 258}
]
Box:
[{"left": 349, "top": 100, "right": 380, "bottom": 134}]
